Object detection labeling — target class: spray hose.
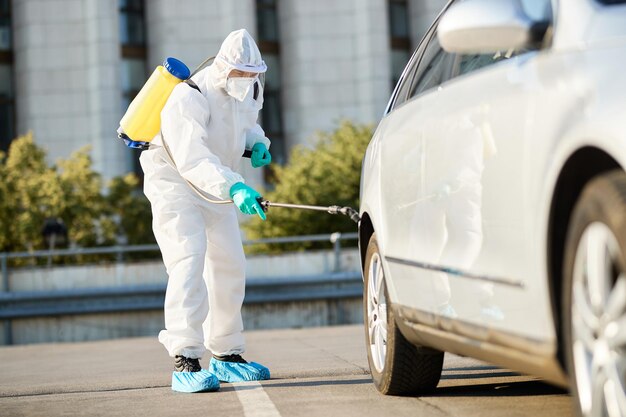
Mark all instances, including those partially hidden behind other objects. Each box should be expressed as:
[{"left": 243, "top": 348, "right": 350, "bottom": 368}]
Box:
[{"left": 161, "top": 130, "right": 360, "bottom": 224}]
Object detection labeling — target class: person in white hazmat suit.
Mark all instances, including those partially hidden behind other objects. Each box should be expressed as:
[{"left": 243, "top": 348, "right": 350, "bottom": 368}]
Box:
[{"left": 140, "top": 29, "right": 272, "bottom": 393}]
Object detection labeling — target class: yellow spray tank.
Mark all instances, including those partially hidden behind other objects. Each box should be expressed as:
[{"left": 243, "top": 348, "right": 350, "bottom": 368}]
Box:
[{"left": 118, "top": 57, "right": 190, "bottom": 149}]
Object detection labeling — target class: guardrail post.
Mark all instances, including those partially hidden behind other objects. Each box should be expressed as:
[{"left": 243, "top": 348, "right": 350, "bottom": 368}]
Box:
[
  {"left": 1, "top": 253, "right": 12, "bottom": 345},
  {"left": 330, "top": 232, "right": 341, "bottom": 272},
  {"left": 1, "top": 253, "right": 7, "bottom": 292},
  {"left": 3, "top": 321, "right": 11, "bottom": 345},
  {"left": 116, "top": 246, "right": 123, "bottom": 263}
]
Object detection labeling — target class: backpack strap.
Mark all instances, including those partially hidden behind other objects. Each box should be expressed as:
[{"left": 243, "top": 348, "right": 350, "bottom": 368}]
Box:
[
  {"left": 185, "top": 79, "right": 201, "bottom": 93},
  {"left": 181, "top": 78, "right": 251, "bottom": 159}
]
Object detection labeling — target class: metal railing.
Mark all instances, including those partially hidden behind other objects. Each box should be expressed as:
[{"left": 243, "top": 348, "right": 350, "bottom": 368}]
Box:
[
  {"left": 0, "top": 233, "right": 362, "bottom": 345},
  {"left": 0, "top": 232, "right": 359, "bottom": 292}
]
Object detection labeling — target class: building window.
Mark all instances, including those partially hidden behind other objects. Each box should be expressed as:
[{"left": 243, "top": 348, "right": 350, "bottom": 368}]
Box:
[
  {"left": 119, "top": 0, "right": 147, "bottom": 177},
  {"left": 0, "top": 0, "right": 14, "bottom": 152},
  {"left": 256, "top": 0, "right": 285, "bottom": 166},
  {"left": 388, "top": 0, "right": 411, "bottom": 88}
]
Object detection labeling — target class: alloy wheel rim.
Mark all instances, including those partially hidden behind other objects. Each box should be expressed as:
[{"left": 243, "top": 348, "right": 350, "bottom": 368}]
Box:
[
  {"left": 368, "top": 252, "right": 388, "bottom": 373},
  {"left": 572, "top": 222, "right": 626, "bottom": 417}
]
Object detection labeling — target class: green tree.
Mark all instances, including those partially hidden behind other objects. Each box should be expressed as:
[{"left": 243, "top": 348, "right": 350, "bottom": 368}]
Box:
[
  {"left": 3, "top": 132, "right": 70, "bottom": 252},
  {"left": 57, "top": 146, "right": 114, "bottom": 248},
  {"left": 0, "top": 149, "right": 14, "bottom": 251},
  {"left": 106, "top": 173, "right": 155, "bottom": 245},
  {"left": 0, "top": 132, "right": 155, "bottom": 261},
  {"left": 243, "top": 121, "right": 373, "bottom": 253}
]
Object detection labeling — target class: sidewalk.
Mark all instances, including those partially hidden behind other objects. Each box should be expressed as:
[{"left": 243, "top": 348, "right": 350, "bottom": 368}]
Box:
[
  {"left": 0, "top": 324, "right": 570, "bottom": 417},
  {"left": 0, "top": 325, "right": 369, "bottom": 406}
]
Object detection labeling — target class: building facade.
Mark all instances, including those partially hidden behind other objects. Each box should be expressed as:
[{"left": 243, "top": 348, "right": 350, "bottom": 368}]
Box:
[{"left": 3, "top": 0, "right": 445, "bottom": 186}]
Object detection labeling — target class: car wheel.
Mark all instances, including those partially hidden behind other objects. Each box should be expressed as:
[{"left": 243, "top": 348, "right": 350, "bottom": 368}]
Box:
[
  {"left": 363, "top": 233, "right": 444, "bottom": 395},
  {"left": 563, "top": 170, "right": 626, "bottom": 417}
]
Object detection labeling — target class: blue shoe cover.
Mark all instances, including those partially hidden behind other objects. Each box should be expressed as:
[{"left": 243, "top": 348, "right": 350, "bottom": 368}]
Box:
[
  {"left": 209, "top": 358, "right": 270, "bottom": 382},
  {"left": 171, "top": 369, "right": 220, "bottom": 393}
]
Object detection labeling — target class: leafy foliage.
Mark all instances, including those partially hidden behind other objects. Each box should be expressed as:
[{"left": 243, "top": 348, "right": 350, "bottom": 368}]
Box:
[
  {"left": 243, "top": 121, "right": 373, "bottom": 253},
  {"left": 106, "top": 173, "right": 154, "bottom": 245},
  {"left": 0, "top": 132, "right": 155, "bottom": 262},
  {"left": 1, "top": 122, "right": 373, "bottom": 260}
]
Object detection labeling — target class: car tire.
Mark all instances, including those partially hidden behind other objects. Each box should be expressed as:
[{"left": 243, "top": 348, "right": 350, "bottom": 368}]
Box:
[
  {"left": 363, "top": 233, "right": 444, "bottom": 396},
  {"left": 562, "top": 170, "right": 626, "bottom": 417}
]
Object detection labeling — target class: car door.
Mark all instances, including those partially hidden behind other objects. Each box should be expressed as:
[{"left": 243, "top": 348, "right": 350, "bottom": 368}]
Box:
[
  {"left": 379, "top": 0, "right": 555, "bottom": 343},
  {"left": 378, "top": 19, "right": 461, "bottom": 323}
]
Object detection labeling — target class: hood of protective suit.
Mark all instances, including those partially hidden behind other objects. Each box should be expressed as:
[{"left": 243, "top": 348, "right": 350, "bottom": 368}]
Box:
[{"left": 210, "top": 29, "right": 267, "bottom": 91}]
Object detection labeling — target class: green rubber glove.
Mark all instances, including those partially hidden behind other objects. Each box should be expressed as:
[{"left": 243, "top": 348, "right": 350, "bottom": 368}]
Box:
[
  {"left": 229, "top": 182, "right": 266, "bottom": 220},
  {"left": 251, "top": 143, "right": 272, "bottom": 168}
]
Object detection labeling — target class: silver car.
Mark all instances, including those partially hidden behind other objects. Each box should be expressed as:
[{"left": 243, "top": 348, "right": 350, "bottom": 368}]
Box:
[{"left": 358, "top": 1, "right": 626, "bottom": 416}]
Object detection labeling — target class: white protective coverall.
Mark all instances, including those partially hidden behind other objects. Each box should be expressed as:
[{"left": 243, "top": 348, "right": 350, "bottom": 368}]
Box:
[{"left": 140, "top": 29, "right": 270, "bottom": 359}]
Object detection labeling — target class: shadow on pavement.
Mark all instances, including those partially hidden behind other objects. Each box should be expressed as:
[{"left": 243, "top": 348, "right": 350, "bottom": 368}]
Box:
[
  {"left": 444, "top": 365, "right": 501, "bottom": 372},
  {"left": 219, "top": 377, "right": 373, "bottom": 392},
  {"left": 440, "top": 371, "right": 520, "bottom": 380},
  {"left": 428, "top": 380, "right": 569, "bottom": 397}
]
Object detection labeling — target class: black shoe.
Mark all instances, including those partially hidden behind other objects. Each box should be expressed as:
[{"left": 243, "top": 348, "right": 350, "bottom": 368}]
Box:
[
  {"left": 174, "top": 355, "right": 202, "bottom": 372},
  {"left": 212, "top": 353, "right": 248, "bottom": 363}
]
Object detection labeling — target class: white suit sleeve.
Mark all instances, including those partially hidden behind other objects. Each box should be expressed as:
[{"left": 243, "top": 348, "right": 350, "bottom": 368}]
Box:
[
  {"left": 245, "top": 123, "right": 271, "bottom": 149},
  {"left": 161, "top": 90, "right": 244, "bottom": 200}
]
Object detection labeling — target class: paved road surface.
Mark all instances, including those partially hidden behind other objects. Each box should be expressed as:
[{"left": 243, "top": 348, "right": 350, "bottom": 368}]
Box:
[{"left": 0, "top": 325, "right": 572, "bottom": 417}]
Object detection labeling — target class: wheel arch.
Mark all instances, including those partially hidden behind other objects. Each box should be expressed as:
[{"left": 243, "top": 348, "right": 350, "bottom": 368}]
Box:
[{"left": 547, "top": 146, "right": 622, "bottom": 368}]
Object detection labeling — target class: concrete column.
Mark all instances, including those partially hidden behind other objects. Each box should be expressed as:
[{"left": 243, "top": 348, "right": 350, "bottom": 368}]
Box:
[
  {"left": 12, "top": 0, "right": 124, "bottom": 180},
  {"left": 279, "top": 0, "right": 391, "bottom": 151},
  {"left": 354, "top": 0, "right": 392, "bottom": 123},
  {"left": 84, "top": 0, "right": 125, "bottom": 179}
]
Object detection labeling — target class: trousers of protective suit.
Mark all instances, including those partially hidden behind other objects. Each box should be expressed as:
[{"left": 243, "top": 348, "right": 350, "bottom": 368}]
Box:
[{"left": 148, "top": 180, "right": 246, "bottom": 359}]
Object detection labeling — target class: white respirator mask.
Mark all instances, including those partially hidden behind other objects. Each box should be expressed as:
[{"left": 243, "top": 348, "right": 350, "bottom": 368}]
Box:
[{"left": 225, "top": 77, "right": 257, "bottom": 102}]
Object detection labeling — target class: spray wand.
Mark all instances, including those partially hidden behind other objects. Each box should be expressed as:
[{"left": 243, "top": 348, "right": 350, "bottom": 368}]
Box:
[
  {"left": 258, "top": 199, "right": 360, "bottom": 224},
  {"left": 161, "top": 133, "right": 360, "bottom": 223}
]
